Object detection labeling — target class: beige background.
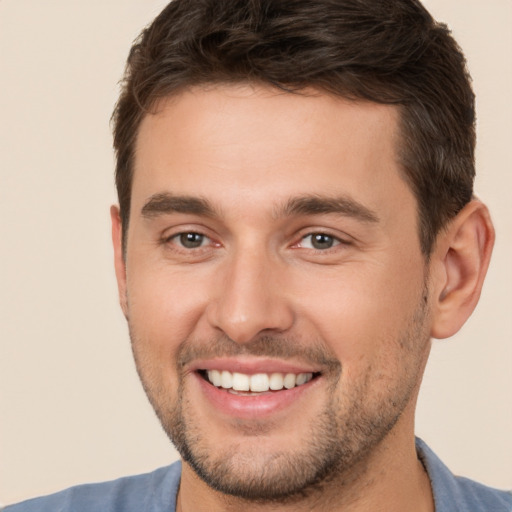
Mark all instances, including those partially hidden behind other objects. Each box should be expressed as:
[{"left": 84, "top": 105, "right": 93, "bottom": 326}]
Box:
[{"left": 0, "top": 0, "right": 511, "bottom": 506}]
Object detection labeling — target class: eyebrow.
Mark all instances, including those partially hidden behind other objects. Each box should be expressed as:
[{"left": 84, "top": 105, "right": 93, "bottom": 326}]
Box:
[
  {"left": 277, "top": 195, "right": 379, "bottom": 223},
  {"left": 141, "top": 193, "right": 217, "bottom": 218},
  {"left": 140, "top": 192, "right": 379, "bottom": 224}
]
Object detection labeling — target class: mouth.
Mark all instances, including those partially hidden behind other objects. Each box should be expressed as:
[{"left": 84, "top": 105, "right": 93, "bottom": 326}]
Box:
[{"left": 197, "top": 369, "right": 320, "bottom": 395}]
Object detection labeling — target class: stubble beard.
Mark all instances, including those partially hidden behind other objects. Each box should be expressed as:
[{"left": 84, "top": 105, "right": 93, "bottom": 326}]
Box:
[
  {"left": 167, "top": 376, "right": 402, "bottom": 504},
  {"left": 130, "top": 293, "right": 430, "bottom": 504}
]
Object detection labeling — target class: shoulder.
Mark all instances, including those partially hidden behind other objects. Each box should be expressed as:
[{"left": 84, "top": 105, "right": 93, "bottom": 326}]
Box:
[
  {"left": 3, "top": 461, "right": 182, "bottom": 512},
  {"left": 416, "top": 438, "right": 512, "bottom": 512},
  {"left": 450, "top": 475, "right": 512, "bottom": 511}
]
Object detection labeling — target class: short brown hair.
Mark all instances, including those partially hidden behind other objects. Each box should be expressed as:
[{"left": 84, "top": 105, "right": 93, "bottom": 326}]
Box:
[{"left": 112, "top": 0, "right": 475, "bottom": 255}]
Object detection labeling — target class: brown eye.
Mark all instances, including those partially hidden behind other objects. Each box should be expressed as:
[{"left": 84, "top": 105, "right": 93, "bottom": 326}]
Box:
[
  {"left": 312, "top": 233, "right": 334, "bottom": 249},
  {"left": 300, "top": 232, "right": 342, "bottom": 251},
  {"left": 300, "top": 233, "right": 341, "bottom": 250},
  {"left": 178, "top": 232, "right": 206, "bottom": 248}
]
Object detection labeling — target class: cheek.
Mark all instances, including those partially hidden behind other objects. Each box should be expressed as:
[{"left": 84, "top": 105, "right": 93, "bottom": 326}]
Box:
[
  {"left": 292, "top": 257, "right": 426, "bottom": 368},
  {"left": 126, "top": 263, "right": 211, "bottom": 358},
  {"left": 126, "top": 267, "right": 212, "bottom": 404}
]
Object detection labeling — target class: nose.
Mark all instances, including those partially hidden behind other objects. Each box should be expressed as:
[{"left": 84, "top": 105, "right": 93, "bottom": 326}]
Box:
[{"left": 206, "top": 247, "right": 294, "bottom": 344}]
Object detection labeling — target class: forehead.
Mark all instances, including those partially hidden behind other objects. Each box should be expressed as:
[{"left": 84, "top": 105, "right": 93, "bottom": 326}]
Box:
[{"left": 132, "top": 84, "right": 411, "bottom": 217}]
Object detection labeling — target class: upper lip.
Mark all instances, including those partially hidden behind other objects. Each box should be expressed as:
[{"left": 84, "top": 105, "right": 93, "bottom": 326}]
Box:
[{"left": 188, "top": 357, "right": 322, "bottom": 375}]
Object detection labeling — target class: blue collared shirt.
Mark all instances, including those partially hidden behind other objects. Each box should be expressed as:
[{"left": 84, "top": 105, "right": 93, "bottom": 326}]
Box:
[{"left": 4, "top": 439, "right": 511, "bottom": 511}]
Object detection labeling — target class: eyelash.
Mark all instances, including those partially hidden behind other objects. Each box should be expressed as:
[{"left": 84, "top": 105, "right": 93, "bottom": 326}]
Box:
[
  {"left": 162, "top": 230, "right": 350, "bottom": 253},
  {"left": 297, "top": 232, "right": 346, "bottom": 251},
  {"left": 163, "top": 232, "right": 214, "bottom": 250}
]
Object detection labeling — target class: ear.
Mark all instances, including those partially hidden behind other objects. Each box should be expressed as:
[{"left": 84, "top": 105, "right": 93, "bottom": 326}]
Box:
[
  {"left": 429, "top": 200, "right": 495, "bottom": 339},
  {"left": 110, "top": 205, "right": 128, "bottom": 317}
]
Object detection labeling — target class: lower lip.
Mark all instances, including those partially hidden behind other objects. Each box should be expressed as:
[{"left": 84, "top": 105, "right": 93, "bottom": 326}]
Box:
[{"left": 194, "top": 372, "right": 320, "bottom": 420}]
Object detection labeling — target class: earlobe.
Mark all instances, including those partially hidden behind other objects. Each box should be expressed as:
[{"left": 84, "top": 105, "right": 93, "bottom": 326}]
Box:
[
  {"left": 110, "top": 205, "right": 128, "bottom": 317},
  {"left": 430, "top": 200, "right": 495, "bottom": 339}
]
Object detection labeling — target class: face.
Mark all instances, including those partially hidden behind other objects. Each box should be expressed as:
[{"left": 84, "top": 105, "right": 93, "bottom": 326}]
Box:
[{"left": 114, "top": 85, "right": 432, "bottom": 502}]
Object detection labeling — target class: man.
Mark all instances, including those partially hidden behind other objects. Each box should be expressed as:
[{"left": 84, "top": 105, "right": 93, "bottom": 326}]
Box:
[{"left": 5, "top": 0, "right": 511, "bottom": 510}]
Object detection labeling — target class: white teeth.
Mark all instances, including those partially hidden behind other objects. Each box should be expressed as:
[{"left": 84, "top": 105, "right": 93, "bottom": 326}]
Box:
[
  {"left": 250, "top": 373, "right": 269, "bottom": 392},
  {"left": 232, "top": 372, "right": 250, "bottom": 391},
  {"left": 220, "top": 370, "right": 233, "bottom": 389},
  {"left": 284, "top": 373, "right": 296, "bottom": 389},
  {"left": 269, "top": 373, "right": 284, "bottom": 390},
  {"left": 296, "top": 373, "right": 308, "bottom": 386},
  {"left": 207, "top": 370, "right": 222, "bottom": 387},
  {"left": 205, "top": 370, "right": 314, "bottom": 392}
]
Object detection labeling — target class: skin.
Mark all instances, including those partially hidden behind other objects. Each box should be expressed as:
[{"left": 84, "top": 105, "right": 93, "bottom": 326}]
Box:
[{"left": 111, "top": 84, "right": 494, "bottom": 511}]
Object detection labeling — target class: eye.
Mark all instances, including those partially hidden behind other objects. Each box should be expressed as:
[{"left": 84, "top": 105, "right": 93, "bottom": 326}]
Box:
[
  {"left": 171, "top": 232, "right": 210, "bottom": 249},
  {"left": 300, "top": 233, "right": 341, "bottom": 250}
]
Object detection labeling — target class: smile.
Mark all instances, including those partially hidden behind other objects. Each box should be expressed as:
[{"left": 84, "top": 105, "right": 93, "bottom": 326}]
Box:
[
  {"left": 202, "top": 370, "right": 316, "bottom": 393},
  {"left": 193, "top": 364, "right": 323, "bottom": 419}
]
